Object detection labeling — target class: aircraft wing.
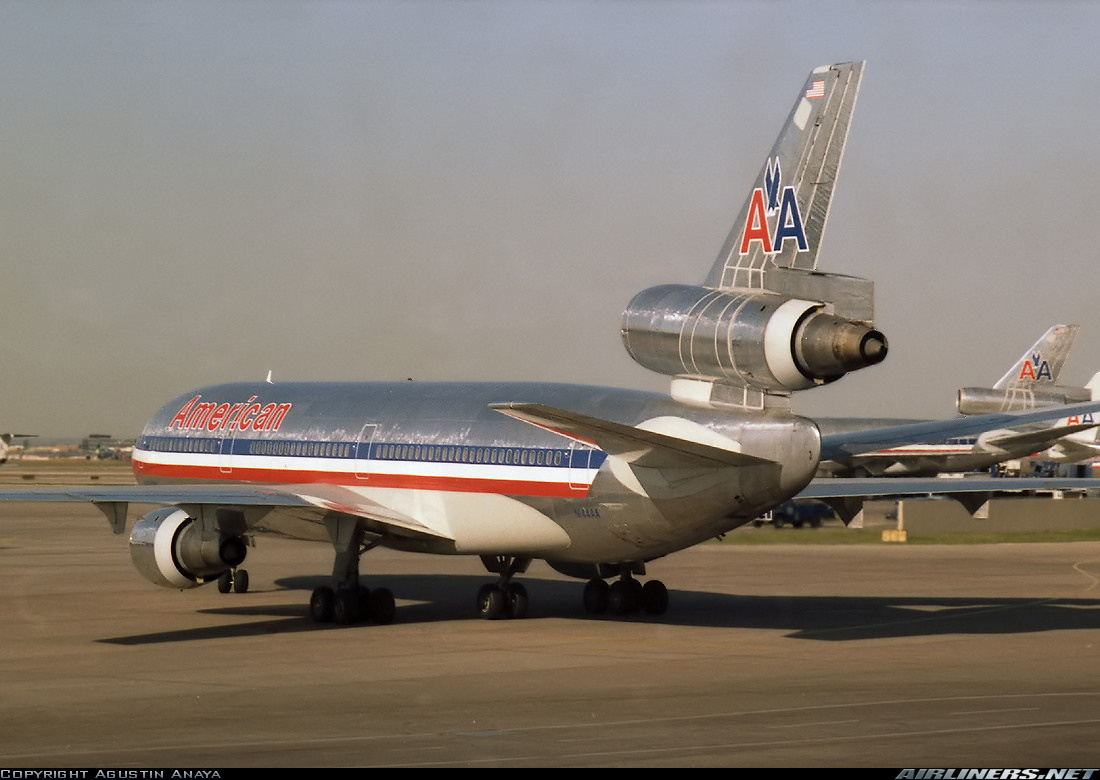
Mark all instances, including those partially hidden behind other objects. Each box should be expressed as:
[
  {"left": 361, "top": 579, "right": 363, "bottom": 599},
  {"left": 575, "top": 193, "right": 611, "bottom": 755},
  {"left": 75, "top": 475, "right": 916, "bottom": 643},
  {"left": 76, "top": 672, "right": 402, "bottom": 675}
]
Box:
[
  {"left": 800, "top": 476, "right": 1099, "bottom": 500},
  {"left": 820, "top": 399, "right": 1100, "bottom": 460},
  {"left": 0, "top": 481, "right": 572, "bottom": 554},
  {"left": 798, "top": 475, "right": 1100, "bottom": 523},
  {"left": 0, "top": 483, "right": 453, "bottom": 541},
  {"left": 489, "top": 402, "right": 776, "bottom": 468},
  {"left": 981, "top": 422, "right": 1100, "bottom": 452}
]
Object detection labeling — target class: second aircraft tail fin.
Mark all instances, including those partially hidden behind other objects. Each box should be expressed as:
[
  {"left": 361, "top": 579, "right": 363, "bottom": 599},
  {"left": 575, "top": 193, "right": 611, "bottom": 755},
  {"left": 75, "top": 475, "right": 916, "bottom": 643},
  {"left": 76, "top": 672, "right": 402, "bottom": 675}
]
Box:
[{"left": 993, "top": 324, "right": 1079, "bottom": 390}]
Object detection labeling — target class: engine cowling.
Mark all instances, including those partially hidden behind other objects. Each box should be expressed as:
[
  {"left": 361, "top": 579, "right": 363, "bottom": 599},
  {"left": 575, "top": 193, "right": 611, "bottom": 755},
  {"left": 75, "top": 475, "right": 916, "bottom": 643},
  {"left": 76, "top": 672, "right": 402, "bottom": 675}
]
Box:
[
  {"left": 129, "top": 508, "right": 245, "bottom": 589},
  {"left": 621, "top": 284, "right": 887, "bottom": 392},
  {"left": 956, "top": 386, "right": 1091, "bottom": 415}
]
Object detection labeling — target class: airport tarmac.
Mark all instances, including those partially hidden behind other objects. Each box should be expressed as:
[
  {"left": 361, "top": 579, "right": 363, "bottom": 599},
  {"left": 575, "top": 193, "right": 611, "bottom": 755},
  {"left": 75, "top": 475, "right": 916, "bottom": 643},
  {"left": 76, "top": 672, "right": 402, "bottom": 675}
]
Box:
[{"left": 2, "top": 499, "right": 1100, "bottom": 768}]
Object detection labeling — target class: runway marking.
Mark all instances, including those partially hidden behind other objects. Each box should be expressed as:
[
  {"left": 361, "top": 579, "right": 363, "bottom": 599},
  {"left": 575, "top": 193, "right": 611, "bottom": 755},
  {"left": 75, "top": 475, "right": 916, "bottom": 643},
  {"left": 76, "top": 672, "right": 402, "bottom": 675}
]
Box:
[
  {"left": 1072, "top": 558, "right": 1100, "bottom": 591},
  {"left": 949, "top": 707, "right": 1040, "bottom": 715},
  {"left": 764, "top": 718, "right": 861, "bottom": 729}
]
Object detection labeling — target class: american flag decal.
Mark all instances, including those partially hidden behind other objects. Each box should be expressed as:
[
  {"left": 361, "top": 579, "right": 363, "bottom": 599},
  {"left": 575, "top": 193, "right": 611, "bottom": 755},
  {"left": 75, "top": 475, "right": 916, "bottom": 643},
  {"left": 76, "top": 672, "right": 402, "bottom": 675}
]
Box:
[{"left": 806, "top": 80, "right": 825, "bottom": 98}]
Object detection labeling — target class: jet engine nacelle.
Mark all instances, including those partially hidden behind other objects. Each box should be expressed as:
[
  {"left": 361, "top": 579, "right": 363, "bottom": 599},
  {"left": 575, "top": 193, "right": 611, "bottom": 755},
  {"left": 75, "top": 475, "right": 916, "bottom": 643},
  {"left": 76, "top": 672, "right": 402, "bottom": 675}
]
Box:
[
  {"left": 956, "top": 386, "right": 1091, "bottom": 415},
  {"left": 621, "top": 284, "right": 887, "bottom": 392},
  {"left": 129, "top": 507, "right": 246, "bottom": 589}
]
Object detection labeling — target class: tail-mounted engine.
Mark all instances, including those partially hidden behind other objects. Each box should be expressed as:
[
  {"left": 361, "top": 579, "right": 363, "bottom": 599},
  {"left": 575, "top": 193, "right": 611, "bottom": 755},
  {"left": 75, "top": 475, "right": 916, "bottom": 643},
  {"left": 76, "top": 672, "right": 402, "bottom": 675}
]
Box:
[
  {"left": 621, "top": 284, "right": 887, "bottom": 393},
  {"left": 129, "top": 507, "right": 247, "bottom": 589},
  {"left": 957, "top": 386, "right": 1090, "bottom": 416}
]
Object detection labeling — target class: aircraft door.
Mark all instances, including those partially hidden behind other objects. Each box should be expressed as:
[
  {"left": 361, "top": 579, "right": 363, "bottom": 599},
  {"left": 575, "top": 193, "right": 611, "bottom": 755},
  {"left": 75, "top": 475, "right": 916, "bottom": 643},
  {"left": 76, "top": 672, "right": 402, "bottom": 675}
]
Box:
[
  {"left": 568, "top": 441, "right": 594, "bottom": 491},
  {"left": 218, "top": 432, "right": 235, "bottom": 474},
  {"left": 355, "top": 423, "right": 378, "bottom": 479}
]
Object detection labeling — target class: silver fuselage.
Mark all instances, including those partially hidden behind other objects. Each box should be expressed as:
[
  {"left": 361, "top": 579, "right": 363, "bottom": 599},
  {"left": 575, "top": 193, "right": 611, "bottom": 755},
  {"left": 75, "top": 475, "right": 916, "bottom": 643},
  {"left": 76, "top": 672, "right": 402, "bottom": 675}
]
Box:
[{"left": 133, "top": 381, "right": 820, "bottom": 564}]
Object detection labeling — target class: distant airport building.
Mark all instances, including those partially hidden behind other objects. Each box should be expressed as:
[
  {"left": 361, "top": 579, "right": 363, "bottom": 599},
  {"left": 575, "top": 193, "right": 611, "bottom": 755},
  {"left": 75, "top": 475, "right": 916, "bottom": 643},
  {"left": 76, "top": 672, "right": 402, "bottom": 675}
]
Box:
[{"left": 80, "top": 434, "right": 135, "bottom": 460}]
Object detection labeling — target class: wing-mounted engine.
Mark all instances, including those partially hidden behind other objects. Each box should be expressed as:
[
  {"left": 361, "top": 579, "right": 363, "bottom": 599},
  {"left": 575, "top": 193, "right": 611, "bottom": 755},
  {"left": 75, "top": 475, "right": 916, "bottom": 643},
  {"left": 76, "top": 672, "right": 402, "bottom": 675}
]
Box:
[
  {"left": 129, "top": 507, "right": 247, "bottom": 589},
  {"left": 957, "top": 386, "right": 1091, "bottom": 415}
]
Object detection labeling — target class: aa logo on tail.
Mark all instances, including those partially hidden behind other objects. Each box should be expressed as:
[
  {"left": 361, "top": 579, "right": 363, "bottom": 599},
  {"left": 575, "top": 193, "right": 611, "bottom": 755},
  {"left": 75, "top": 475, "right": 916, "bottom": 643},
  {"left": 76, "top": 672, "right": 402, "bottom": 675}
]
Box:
[
  {"left": 1019, "top": 352, "right": 1053, "bottom": 382},
  {"left": 738, "top": 158, "right": 808, "bottom": 256}
]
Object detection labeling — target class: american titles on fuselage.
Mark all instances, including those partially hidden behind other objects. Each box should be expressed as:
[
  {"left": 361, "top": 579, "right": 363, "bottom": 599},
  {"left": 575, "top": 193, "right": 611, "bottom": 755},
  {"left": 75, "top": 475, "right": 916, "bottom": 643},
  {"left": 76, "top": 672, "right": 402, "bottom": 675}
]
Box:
[{"left": 168, "top": 394, "right": 293, "bottom": 433}]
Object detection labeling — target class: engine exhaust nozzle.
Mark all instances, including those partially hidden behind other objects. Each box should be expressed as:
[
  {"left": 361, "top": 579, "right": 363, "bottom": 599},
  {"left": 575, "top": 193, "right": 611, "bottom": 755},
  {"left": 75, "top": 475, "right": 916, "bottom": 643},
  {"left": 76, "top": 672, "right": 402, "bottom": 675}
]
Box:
[{"left": 795, "top": 312, "right": 888, "bottom": 381}]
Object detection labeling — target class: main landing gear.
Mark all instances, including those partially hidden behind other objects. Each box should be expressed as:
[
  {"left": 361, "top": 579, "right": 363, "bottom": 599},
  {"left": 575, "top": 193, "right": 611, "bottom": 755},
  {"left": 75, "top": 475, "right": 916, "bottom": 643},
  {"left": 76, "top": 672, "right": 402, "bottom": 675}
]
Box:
[
  {"left": 582, "top": 567, "right": 668, "bottom": 617},
  {"left": 309, "top": 583, "right": 395, "bottom": 625},
  {"left": 474, "top": 557, "right": 669, "bottom": 619},
  {"left": 216, "top": 567, "right": 249, "bottom": 594},
  {"left": 477, "top": 555, "right": 531, "bottom": 620},
  {"left": 308, "top": 517, "right": 395, "bottom": 626}
]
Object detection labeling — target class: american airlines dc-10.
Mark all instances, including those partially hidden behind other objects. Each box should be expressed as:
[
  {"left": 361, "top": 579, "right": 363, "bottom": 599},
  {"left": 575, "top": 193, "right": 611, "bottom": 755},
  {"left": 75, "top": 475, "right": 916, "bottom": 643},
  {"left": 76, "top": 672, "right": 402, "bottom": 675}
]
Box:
[{"left": 6, "top": 62, "right": 1100, "bottom": 624}]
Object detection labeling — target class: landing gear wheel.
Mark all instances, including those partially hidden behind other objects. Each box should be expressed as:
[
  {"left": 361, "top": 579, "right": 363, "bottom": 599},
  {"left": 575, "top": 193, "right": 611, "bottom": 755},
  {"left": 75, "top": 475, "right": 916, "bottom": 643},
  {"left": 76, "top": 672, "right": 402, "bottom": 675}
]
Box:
[
  {"left": 309, "top": 586, "right": 335, "bottom": 623},
  {"left": 333, "top": 589, "right": 360, "bottom": 624},
  {"left": 367, "top": 588, "right": 395, "bottom": 625},
  {"left": 217, "top": 571, "right": 232, "bottom": 594},
  {"left": 608, "top": 580, "right": 639, "bottom": 615},
  {"left": 641, "top": 580, "right": 669, "bottom": 615},
  {"left": 506, "top": 583, "right": 528, "bottom": 619},
  {"left": 583, "top": 578, "right": 609, "bottom": 614},
  {"left": 477, "top": 584, "right": 507, "bottom": 620},
  {"left": 232, "top": 569, "right": 249, "bottom": 594}
]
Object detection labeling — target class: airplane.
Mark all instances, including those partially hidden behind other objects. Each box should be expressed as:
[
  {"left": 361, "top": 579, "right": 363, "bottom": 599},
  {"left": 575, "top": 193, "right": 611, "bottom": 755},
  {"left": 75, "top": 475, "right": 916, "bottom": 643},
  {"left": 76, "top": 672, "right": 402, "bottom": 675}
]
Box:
[
  {"left": 1035, "top": 373, "right": 1100, "bottom": 464},
  {"left": 3, "top": 61, "right": 1100, "bottom": 626},
  {"left": 816, "top": 417, "right": 1100, "bottom": 478},
  {"left": 957, "top": 324, "right": 1100, "bottom": 465},
  {"left": 816, "top": 326, "right": 1099, "bottom": 477},
  {"left": 957, "top": 324, "right": 1086, "bottom": 414},
  {"left": 0, "top": 433, "right": 36, "bottom": 464}
]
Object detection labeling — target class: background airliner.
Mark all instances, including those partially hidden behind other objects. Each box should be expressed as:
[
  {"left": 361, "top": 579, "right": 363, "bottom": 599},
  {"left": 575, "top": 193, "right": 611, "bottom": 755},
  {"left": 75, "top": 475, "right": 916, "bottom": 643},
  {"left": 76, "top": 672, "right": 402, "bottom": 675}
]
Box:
[
  {"left": 817, "top": 325, "right": 1100, "bottom": 477},
  {"left": 0, "top": 432, "right": 35, "bottom": 464},
  {"left": 3, "top": 62, "right": 1098, "bottom": 625}
]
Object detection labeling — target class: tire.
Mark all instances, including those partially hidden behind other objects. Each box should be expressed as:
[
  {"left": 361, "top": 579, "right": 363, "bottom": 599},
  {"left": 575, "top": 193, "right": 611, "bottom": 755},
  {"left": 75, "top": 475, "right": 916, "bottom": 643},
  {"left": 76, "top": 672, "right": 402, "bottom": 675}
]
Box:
[
  {"left": 477, "top": 584, "right": 506, "bottom": 620},
  {"left": 608, "top": 580, "right": 638, "bottom": 615},
  {"left": 367, "top": 588, "right": 396, "bottom": 625},
  {"left": 583, "top": 579, "right": 609, "bottom": 614},
  {"left": 506, "top": 583, "right": 528, "bottom": 619},
  {"left": 217, "top": 571, "right": 232, "bottom": 594},
  {"left": 309, "top": 586, "right": 335, "bottom": 623},
  {"left": 232, "top": 569, "right": 249, "bottom": 594},
  {"left": 641, "top": 580, "right": 669, "bottom": 615},
  {"left": 333, "top": 589, "right": 359, "bottom": 624}
]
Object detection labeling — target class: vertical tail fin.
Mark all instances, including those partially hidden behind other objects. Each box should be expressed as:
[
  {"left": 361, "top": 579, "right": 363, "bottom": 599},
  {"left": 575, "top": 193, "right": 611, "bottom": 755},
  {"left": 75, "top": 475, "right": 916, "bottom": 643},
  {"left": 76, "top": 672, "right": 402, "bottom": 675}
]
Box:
[
  {"left": 705, "top": 62, "right": 864, "bottom": 290},
  {"left": 993, "top": 324, "right": 1079, "bottom": 390},
  {"left": 1086, "top": 371, "right": 1100, "bottom": 401}
]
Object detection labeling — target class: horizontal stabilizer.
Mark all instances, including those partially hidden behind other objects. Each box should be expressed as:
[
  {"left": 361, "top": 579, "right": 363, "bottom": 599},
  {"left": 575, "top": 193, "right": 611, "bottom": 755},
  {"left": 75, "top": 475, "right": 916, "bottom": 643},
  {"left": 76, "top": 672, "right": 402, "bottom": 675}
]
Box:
[{"left": 489, "top": 402, "right": 775, "bottom": 469}]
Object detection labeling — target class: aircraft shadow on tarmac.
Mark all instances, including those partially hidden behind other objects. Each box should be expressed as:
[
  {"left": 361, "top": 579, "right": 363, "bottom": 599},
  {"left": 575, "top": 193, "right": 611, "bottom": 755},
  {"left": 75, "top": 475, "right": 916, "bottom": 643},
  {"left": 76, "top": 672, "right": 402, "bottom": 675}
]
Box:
[{"left": 97, "top": 572, "right": 1100, "bottom": 645}]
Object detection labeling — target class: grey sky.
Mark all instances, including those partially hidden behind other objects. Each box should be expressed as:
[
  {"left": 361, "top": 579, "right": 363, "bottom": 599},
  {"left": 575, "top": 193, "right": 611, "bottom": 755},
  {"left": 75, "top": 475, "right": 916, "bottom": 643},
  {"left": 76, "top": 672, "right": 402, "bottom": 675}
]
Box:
[{"left": 3, "top": 1, "right": 1099, "bottom": 436}]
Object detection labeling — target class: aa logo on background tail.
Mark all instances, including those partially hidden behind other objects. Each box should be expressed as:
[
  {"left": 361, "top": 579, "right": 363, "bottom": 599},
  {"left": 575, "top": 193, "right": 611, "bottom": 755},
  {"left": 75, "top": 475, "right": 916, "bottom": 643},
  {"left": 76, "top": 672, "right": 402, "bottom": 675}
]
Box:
[
  {"left": 1019, "top": 352, "right": 1053, "bottom": 382},
  {"left": 738, "top": 158, "right": 808, "bottom": 256}
]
